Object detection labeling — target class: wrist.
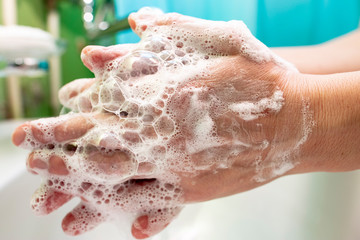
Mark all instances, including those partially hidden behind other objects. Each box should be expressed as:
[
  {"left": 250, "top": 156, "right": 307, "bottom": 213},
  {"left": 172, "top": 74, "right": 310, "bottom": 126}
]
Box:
[{"left": 287, "top": 71, "right": 360, "bottom": 173}]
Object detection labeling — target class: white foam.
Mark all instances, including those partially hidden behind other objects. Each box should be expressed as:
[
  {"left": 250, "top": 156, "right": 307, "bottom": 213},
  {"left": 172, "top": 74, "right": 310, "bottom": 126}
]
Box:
[
  {"left": 19, "top": 7, "right": 312, "bottom": 237},
  {"left": 229, "top": 90, "right": 284, "bottom": 121}
]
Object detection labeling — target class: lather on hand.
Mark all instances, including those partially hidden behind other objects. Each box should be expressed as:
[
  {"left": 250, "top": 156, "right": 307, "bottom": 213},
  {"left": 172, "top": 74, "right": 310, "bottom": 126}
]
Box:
[{"left": 12, "top": 7, "right": 360, "bottom": 239}]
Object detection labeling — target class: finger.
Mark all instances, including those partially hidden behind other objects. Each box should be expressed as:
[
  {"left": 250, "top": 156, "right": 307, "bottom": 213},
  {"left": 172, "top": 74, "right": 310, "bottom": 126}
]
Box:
[
  {"left": 16, "top": 112, "right": 121, "bottom": 149},
  {"left": 128, "top": 7, "right": 165, "bottom": 35},
  {"left": 12, "top": 123, "right": 27, "bottom": 146},
  {"left": 12, "top": 120, "right": 55, "bottom": 148},
  {"left": 86, "top": 146, "right": 137, "bottom": 180},
  {"left": 58, "top": 78, "right": 96, "bottom": 112},
  {"left": 31, "top": 184, "right": 73, "bottom": 215},
  {"left": 53, "top": 115, "right": 94, "bottom": 142},
  {"left": 48, "top": 155, "right": 70, "bottom": 175},
  {"left": 131, "top": 206, "right": 182, "bottom": 239},
  {"left": 26, "top": 152, "right": 47, "bottom": 174},
  {"left": 128, "top": 7, "right": 198, "bottom": 37},
  {"left": 62, "top": 203, "right": 105, "bottom": 236},
  {"left": 81, "top": 44, "right": 134, "bottom": 73},
  {"left": 129, "top": 7, "right": 253, "bottom": 56},
  {"left": 12, "top": 114, "right": 94, "bottom": 148},
  {"left": 27, "top": 150, "right": 72, "bottom": 179}
]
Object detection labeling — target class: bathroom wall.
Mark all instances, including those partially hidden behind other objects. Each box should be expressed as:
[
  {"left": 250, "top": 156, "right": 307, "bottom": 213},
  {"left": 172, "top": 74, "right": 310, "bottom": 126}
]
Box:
[
  {"left": 257, "top": 0, "right": 360, "bottom": 47},
  {"left": 18, "top": 0, "right": 52, "bottom": 118},
  {"left": 57, "top": 1, "right": 94, "bottom": 86},
  {"left": 0, "top": 1, "right": 6, "bottom": 119},
  {"left": 114, "top": 0, "right": 360, "bottom": 46},
  {"left": 114, "top": 0, "right": 258, "bottom": 44}
]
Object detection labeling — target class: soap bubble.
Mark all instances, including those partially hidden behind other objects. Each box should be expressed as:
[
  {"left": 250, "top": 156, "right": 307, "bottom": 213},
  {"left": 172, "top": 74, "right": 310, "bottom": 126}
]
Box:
[
  {"left": 158, "top": 50, "right": 175, "bottom": 62},
  {"left": 117, "top": 51, "right": 163, "bottom": 78},
  {"left": 99, "top": 77, "right": 125, "bottom": 113},
  {"left": 119, "top": 101, "right": 140, "bottom": 118},
  {"left": 142, "top": 36, "right": 172, "bottom": 53}
]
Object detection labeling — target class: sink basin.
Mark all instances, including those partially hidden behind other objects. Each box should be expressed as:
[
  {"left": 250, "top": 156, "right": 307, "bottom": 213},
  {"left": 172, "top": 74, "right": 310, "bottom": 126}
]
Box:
[
  {"left": 1, "top": 120, "right": 360, "bottom": 240},
  {"left": 0, "top": 25, "right": 62, "bottom": 60}
]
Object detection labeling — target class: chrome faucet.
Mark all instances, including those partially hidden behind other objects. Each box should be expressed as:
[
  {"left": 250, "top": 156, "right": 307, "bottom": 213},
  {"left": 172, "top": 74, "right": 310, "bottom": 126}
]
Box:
[{"left": 80, "top": 0, "right": 130, "bottom": 42}]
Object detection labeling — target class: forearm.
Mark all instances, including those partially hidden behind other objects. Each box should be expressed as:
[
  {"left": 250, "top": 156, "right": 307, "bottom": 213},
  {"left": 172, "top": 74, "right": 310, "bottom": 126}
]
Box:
[
  {"left": 272, "top": 28, "right": 360, "bottom": 74},
  {"left": 291, "top": 71, "right": 360, "bottom": 173}
]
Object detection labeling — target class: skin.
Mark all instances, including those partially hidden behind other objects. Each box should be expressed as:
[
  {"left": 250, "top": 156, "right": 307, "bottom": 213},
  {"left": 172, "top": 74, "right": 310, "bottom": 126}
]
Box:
[
  {"left": 12, "top": 10, "right": 360, "bottom": 239},
  {"left": 273, "top": 28, "right": 360, "bottom": 74},
  {"left": 273, "top": 27, "right": 360, "bottom": 172}
]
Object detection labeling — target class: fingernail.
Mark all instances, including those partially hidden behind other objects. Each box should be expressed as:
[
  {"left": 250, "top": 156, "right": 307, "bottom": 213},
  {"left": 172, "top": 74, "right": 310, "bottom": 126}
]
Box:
[
  {"left": 62, "top": 212, "right": 81, "bottom": 235},
  {"left": 131, "top": 226, "right": 149, "bottom": 239},
  {"left": 28, "top": 153, "right": 48, "bottom": 170},
  {"left": 131, "top": 215, "right": 150, "bottom": 239},
  {"left": 12, "top": 125, "right": 26, "bottom": 146},
  {"left": 128, "top": 14, "right": 137, "bottom": 30}
]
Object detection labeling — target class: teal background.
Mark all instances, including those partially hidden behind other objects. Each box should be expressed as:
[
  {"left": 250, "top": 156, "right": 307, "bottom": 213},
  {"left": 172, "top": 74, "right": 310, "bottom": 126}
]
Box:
[
  {"left": 257, "top": 0, "right": 360, "bottom": 46},
  {"left": 115, "top": 0, "right": 360, "bottom": 46}
]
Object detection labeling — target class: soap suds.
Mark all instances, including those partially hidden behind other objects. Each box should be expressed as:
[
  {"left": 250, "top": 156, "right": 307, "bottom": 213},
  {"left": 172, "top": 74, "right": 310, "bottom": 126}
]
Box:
[
  {"left": 16, "top": 7, "right": 310, "bottom": 238},
  {"left": 229, "top": 90, "right": 284, "bottom": 121}
]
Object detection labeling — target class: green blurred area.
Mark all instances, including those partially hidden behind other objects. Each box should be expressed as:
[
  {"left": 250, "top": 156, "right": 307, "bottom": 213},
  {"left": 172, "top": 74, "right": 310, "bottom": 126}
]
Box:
[
  {"left": 17, "top": 0, "right": 52, "bottom": 118},
  {"left": 0, "top": 78, "right": 7, "bottom": 119},
  {"left": 0, "top": 1, "right": 4, "bottom": 119},
  {"left": 58, "top": 1, "right": 94, "bottom": 86},
  {"left": 0, "top": 0, "right": 99, "bottom": 119}
]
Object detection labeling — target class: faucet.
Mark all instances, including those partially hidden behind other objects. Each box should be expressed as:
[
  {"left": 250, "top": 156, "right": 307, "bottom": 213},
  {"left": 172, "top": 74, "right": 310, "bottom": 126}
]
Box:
[{"left": 80, "top": 0, "right": 130, "bottom": 42}]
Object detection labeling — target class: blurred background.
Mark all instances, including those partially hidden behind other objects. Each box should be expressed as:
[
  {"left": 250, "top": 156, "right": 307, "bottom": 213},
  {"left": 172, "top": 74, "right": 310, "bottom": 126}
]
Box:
[{"left": 0, "top": 0, "right": 359, "bottom": 120}]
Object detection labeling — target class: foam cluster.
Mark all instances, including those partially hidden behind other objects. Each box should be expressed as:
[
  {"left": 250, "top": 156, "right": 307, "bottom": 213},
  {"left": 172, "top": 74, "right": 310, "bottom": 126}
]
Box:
[{"left": 17, "top": 7, "right": 310, "bottom": 238}]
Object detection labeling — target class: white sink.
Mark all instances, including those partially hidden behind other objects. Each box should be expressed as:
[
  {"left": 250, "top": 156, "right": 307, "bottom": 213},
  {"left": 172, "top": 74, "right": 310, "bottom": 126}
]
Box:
[
  {"left": 1, "top": 120, "right": 360, "bottom": 240},
  {"left": 0, "top": 25, "right": 61, "bottom": 60}
]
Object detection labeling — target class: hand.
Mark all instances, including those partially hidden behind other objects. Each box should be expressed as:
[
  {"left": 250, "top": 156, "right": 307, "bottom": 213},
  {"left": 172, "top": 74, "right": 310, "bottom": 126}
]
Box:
[{"left": 12, "top": 7, "right": 310, "bottom": 239}]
